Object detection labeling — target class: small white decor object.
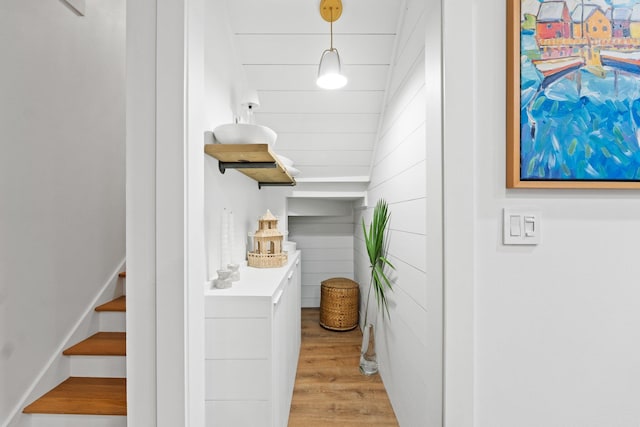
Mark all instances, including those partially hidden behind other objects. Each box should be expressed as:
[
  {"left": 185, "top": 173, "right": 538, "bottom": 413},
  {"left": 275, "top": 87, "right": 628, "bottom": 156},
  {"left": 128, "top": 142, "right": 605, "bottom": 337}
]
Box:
[
  {"left": 247, "top": 210, "right": 288, "bottom": 268},
  {"left": 214, "top": 269, "right": 232, "bottom": 289},
  {"left": 220, "top": 209, "right": 231, "bottom": 269},
  {"left": 228, "top": 263, "right": 240, "bottom": 282}
]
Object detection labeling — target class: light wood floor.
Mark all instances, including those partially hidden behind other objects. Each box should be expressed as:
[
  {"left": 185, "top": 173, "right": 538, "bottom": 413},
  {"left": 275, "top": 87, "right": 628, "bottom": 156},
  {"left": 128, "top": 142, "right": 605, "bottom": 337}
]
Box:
[{"left": 288, "top": 308, "right": 399, "bottom": 426}]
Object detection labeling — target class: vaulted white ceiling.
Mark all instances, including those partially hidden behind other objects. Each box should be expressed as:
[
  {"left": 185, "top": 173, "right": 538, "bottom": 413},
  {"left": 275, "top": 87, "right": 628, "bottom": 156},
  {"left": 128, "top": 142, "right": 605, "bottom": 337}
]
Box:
[{"left": 225, "top": 0, "right": 403, "bottom": 181}]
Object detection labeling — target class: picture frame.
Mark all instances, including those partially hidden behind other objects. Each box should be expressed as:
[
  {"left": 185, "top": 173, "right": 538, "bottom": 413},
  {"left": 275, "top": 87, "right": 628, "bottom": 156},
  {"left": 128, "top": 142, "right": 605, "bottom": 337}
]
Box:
[{"left": 507, "top": 0, "right": 640, "bottom": 189}]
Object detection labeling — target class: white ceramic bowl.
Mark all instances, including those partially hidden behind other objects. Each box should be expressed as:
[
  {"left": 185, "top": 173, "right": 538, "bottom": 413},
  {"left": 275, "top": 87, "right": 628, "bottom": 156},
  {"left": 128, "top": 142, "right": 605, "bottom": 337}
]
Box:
[{"left": 213, "top": 123, "right": 277, "bottom": 147}]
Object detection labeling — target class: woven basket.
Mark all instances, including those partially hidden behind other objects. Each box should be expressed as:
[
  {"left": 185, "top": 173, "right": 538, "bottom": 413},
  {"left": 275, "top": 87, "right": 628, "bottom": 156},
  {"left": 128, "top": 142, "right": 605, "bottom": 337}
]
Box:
[
  {"left": 247, "top": 252, "right": 288, "bottom": 268},
  {"left": 320, "top": 278, "right": 359, "bottom": 331}
]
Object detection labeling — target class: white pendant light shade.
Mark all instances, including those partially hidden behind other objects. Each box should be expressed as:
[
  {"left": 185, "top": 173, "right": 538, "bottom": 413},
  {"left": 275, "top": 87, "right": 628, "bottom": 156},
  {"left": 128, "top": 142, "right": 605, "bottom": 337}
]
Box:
[{"left": 317, "top": 48, "right": 347, "bottom": 90}]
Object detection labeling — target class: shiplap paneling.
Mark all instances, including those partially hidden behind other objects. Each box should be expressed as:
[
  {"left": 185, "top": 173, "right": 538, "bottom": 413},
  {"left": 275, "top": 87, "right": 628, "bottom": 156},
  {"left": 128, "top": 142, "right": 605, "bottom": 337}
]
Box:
[
  {"left": 384, "top": 230, "right": 427, "bottom": 285},
  {"left": 303, "top": 260, "right": 354, "bottom": 274},
  {"left": 373, "top": 309, "right": 429, "bottom": 423},
  {"left": 386, "top": 254, "right": 428, "bottom": 311},
  {"left": 301, "top": 285, "right": 321, "bottom": 298},
  {"left": 289, "top": 217, "right": 355, "bottom": 235},
  {"left": 288, "top": 200, "right": 355, "bottom": 217},
  {"left": 290, "top": 214, "right": 355, "bottom": 308},
  {"left": 356, "top": 0, "right": 428, "bottom": 424},
  {"left": 393, "top": 0, "right": 425, "bottom": 65},
  {"left": 227, "top": 0, "right": 400, "bottom": 35},
  {"left": 284, "top": 166, "right": 371, "bottom": 179},
  {"left": 370, "top": 124, "right": 426, "bottom": 189},
  {"left": 298, "top": 247, "right": 354, "bottom": 261},
  {"left": 382, "top": 272, "right": 429, "bottom": 349},
  {"left": 388, "top": 5, "right": 426, "bottom": 99},
  {"left": 255, "top": 113, "right": 379, "bottom": 134},
  {"left": 289, "top": 223, "right": 354, "bottom": 235},
  {"left": 303, "top": 272, "right": 355, "bottom": 285},
  {"left": 234, "top": 35, "right": 395, "bottom": 65},
  {"left": 384, "top": 51, "right": 427, "bottom": 128},
  {"left": 385, "top": 198, "right": 427, "bottom": 236},
  {"left": 274, "top": 133, "right": 376, "bottom": 151},
  {"left": 375, "top": 84, "right": 427, "bottom": 164},
  {"left": 245, "top": 65, "right": 389, "bottom": 91},
  {"left": 368, "top": 161, "right": 427, "bottom": 205},
  {"left": 280, "top": 150, "right": 372, "bottom": 167},
  {"left": 257, "top": 91, "right": 384, "bottom": 114},
  {"left": 225, "top": 0, "right": 404, "bottom": 182}
]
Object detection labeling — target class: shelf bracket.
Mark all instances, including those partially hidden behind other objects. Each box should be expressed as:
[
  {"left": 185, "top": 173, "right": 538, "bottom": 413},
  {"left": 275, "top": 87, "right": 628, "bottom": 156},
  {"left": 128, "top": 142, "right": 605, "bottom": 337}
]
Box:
[
  {"left": 258, "top": 181, "right": 297, "bottom": 190},
  {"left": 218, "top": 161, "right": 277, "bottom": 174}
]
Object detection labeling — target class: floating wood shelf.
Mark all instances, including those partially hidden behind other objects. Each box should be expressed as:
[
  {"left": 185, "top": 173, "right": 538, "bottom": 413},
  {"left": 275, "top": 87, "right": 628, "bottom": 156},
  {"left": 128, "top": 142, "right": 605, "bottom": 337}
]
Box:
[{"left": 204, "top": 144, "right": 296, "bottom": 189}]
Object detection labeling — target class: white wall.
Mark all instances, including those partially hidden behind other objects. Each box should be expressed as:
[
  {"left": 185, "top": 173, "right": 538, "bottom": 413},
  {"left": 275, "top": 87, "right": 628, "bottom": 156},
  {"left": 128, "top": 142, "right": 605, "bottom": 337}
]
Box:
[
  {"left": 443, "top": 0, "right": 640, "bottom": 425},
  {"left": 355, "top": 0, "right": 429, "bottom": 424},
  {"left": 0, "top": 0, "right": 125, "bottom": 423},
  {"left": 203, "top": 1, "right": 276, "bottom": 280},
  {"left": 289, "top": 211, "right": 355, "bottom": 307},
  {"left": 126, "top": 0, "right": 158, "bottom": 423}
]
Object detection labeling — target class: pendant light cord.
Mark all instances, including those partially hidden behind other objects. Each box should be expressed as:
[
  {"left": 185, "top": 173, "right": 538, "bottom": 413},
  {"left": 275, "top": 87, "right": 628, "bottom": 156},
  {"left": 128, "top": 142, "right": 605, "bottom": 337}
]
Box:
[{"left": 330, "top": 7, "right": 334, "bottom": 50}]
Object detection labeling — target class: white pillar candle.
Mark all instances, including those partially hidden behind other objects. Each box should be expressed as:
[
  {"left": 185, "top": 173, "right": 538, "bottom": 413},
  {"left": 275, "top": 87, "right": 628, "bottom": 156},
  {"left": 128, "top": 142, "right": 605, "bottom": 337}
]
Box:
[
  {"left": 228, "top": 211, "right": 234, "bottom": 263},
  {"left": 221, "top": 209, "right": 230, "bottom": 269}
]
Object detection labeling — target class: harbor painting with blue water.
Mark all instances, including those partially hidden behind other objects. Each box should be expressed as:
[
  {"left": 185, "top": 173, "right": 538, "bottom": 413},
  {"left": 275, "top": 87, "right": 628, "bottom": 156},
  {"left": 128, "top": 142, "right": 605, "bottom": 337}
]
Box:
[{"left": 519, "top": 0, "right": 640, "bottom": 181}]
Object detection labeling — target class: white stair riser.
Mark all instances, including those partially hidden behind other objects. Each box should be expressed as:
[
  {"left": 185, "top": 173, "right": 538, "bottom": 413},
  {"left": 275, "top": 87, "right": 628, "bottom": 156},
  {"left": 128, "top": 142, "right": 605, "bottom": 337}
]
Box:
[
  {"left": 99, "top": 311, "right": 126, "bottom": 332},
  {"left": 29, "top": 414, "right": 126, "bottom": 427},
  {"left": 70, "top": 356, "right": 126, "bottom": 377}
]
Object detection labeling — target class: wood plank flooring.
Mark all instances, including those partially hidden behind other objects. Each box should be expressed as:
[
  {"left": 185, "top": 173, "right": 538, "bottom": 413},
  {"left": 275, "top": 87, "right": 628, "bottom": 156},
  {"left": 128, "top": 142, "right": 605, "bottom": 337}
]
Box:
[{"left": 288, "top": 308, "right": 399, "bottom": 426}]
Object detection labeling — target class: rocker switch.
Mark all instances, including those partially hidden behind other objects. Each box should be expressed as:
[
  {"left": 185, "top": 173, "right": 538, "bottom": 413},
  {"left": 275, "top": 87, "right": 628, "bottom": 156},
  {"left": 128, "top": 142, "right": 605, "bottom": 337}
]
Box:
[
  {"left": 510, "top": 215, "right": 521, "bottom": 236},
  {"left": 524, "top": 216, "right": 536, "bottom": 237}
]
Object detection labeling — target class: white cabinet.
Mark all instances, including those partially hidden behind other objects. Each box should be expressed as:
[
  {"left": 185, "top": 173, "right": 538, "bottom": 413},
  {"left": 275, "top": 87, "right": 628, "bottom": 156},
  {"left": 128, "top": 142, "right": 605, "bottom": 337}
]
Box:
[{"left": 205, "top": 251, "right": 301, "bottom": 427}]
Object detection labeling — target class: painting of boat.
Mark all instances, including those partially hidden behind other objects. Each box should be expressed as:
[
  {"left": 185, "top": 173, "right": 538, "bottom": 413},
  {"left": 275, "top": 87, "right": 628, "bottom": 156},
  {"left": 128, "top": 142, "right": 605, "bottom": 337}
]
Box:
[
  {"left": 599, "top": 49, "right": 640, "bottom": 74},
  {"left": 509, "top": 0, "right": 640, "bottom": 187},
  {"left": 531, "top": 56, "right": 584, "bottom": 86}
]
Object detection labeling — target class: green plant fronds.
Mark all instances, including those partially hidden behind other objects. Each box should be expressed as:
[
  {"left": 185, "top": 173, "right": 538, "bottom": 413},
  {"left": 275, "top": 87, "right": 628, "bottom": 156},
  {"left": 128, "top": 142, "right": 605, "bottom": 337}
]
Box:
[{"left": 362, "top": 199, "right": 395, "bottom": 324}]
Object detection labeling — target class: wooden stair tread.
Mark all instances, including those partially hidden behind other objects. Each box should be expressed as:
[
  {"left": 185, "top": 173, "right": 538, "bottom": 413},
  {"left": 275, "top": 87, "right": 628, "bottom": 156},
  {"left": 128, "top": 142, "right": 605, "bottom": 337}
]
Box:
[
  {"left": 63, "top": 332, "right": 126, "bottom": 356},
  {"left": 118, "top": 271, "right": 126, "bottom": 278},
  {"left": 95, "top": 296, "right": 126, "bottom": 312},
  {"left": 23, "top": 377, "right": 126, "bottom": 415}
]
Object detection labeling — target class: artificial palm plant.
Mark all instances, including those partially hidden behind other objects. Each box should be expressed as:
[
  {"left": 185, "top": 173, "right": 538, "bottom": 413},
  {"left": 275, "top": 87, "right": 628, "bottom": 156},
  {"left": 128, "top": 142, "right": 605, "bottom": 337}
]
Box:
[{"left": 360, "top": 198, "right": 395, "bottom": 375}]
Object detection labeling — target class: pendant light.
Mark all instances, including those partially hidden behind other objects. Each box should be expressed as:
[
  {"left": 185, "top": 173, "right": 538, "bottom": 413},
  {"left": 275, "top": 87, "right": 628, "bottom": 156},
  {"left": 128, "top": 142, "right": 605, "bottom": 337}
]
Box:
[{"left": 317, "top": 0, "right": 347, "bottom": 90}]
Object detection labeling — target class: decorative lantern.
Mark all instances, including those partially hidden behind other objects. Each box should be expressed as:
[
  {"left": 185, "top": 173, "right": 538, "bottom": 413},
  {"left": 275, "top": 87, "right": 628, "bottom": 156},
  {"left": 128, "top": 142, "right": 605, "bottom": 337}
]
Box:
[{"left": 247, "top": 210, "right": 288, "bottom": 268}]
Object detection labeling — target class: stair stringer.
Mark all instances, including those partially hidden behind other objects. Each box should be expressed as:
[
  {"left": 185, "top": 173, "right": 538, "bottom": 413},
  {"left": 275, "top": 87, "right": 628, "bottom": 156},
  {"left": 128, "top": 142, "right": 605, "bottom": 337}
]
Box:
[{"left": 4, "top": 258, "right": 126, "bottom": 427}]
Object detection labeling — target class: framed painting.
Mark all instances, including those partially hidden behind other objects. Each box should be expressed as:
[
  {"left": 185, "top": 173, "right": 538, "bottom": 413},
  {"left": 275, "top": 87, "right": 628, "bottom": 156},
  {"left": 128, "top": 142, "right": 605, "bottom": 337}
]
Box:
[{"left": 507, "top": 0, "right": 640, "bottom": 188}]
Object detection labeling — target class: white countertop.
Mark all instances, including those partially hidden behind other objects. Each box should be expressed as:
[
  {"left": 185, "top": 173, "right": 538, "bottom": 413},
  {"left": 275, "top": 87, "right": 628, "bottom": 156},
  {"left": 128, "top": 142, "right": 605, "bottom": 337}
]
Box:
[{"left": 204, "top": 250, "right": 300, "bottom": 298}]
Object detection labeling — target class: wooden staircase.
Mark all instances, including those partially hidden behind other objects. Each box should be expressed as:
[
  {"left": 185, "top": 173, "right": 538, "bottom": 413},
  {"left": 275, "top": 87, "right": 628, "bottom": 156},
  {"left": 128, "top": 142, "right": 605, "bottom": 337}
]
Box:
[{"left": 23, "top": 272, "right": 127, "bottom": 426}]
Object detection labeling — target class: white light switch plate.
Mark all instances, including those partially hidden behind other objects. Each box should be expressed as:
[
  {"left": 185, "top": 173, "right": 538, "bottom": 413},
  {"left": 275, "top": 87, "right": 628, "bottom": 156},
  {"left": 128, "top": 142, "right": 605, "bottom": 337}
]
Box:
[{"left": 503, "top": 208, "right": 541, "bottom": 245}]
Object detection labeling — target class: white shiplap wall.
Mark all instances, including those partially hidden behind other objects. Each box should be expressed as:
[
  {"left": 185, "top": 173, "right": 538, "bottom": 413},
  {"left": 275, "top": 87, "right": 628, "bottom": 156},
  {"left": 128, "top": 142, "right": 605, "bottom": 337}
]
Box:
[
  {"left": 225, "top": 0, "right": 402, "bottom": 181},
  {"left": 289, "top": 216, "right": 355, "bottom": 307},
  {"left": 354, "top": 0, "right": 428, "bottom": 424}
]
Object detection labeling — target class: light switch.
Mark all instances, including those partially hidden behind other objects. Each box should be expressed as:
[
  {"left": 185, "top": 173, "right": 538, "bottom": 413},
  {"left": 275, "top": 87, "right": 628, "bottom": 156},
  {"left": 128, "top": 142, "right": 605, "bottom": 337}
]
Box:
[
  {"left": 510, "top": 215, "right": 521, "bottom": 236},
  {"left": 524, "top": 216, "right": 536, "bottom": 236},
  {"left": 503, "top": 209, "right": 541, "bottom": 245}
]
